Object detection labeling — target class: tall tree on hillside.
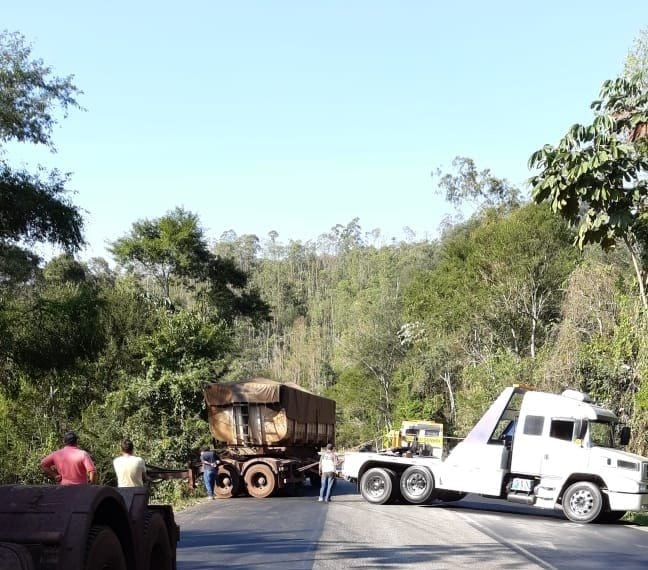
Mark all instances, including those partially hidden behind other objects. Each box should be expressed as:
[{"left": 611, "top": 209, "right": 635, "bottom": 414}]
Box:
[
  {"left": 0, "top": 31, "right": 83, "bottom": 283},
  {"left": 434, "top": 156, "right": 521, "bottom": 212},
  {"left": 529, "top": 73, "right": 648, "bottom": 308},
  {"left": 111, "top": 208, "right": 269, "bottom": 322}
]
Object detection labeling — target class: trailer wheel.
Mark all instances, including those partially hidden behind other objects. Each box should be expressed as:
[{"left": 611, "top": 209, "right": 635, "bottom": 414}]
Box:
[
  {"left": 400, "top": 466, "right": 435, "bottom": 504},
  {"left": 0, "top": 542, "right": 35, "bottom": 570},
  {"left": 144, "top": 512, "right": 172, "bottom": 570},
  {"left": 244, "top": 464, "right": 277, "bottom": 499},
  {"left": 85, "top": 525, "right": 127, "bottom": 570},
  {"left": 360, "top": 467, "right": 394, "bottom": 505},
  {"left": 215, "top": 464, "right": 242, "bottom": 499},
  {"left": 562, "top": 481, "right": 603, "bottom": 523}
]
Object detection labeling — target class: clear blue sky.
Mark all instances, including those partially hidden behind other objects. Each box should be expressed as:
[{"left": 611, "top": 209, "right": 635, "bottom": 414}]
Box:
[{"left": 4, "top": 1, "right": 647, "bottom": 260}]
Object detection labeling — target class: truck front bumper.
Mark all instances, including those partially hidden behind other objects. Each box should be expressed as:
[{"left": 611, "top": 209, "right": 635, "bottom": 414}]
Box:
[{"left": 606, "top": 491, "right": 648, "bottom": 512}]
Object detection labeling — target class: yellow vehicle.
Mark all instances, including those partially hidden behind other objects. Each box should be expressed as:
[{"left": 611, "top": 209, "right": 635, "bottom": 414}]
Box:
[{"left": 384, "top": 420, "right": 443, "bottom": 457}]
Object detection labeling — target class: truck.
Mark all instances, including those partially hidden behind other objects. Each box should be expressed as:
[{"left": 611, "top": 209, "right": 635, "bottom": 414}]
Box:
[
  {"left": 0, "top": 485, "right": 179, "bottom": 570},
  {"left": 342, "top": 385, "right": 648, "bottom": 523},
  {"left": 203, "top": 377, "right": 336, "bottom": 499},
  {"left": 384, "top": 420, "right": 444, "bottom": 458}
]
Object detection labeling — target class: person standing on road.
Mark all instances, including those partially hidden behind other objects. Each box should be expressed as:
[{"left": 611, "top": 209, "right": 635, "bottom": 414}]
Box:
[
  {"left": 40, "top": 431, "right": 97, "bottom": 485},
  {"left": 318, "top": 443, "right": 339, "bottom": 502},
  {"left": 113, "top": 438, "right": 149, "bottom": 487},
  {"left": 200, "top": 447, "right": 220, "bottom": 500}
]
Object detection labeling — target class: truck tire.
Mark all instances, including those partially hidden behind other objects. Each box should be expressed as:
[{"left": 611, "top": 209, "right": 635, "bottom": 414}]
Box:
[
  {"left": 215, "top": 464, "right": 242, "bottom": 499},
  {"left": 360, "top": 467, "right": 394, "bottom": 505},
  {"left": 562, "top": 481, "right": 603, "bottom": 523},
  {"left": 400, "top": 466, "right": 435, "bottom": 504},
  {"left": 85, "top": 525, "right": 127, "bottom": 570},
  {"left": 244, "top": 464, "right": 277, "bottom": 499},
  {"left": 144, "top": 512, "right": 173, "bottom": 570},
  {"left": 0, "top": 542, "right": 35, "bottom": 570}
]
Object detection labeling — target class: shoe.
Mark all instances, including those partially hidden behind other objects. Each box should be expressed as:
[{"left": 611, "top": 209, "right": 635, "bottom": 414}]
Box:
[
  {"left": 326, "top": 499, "right": 331, "bottom": 502},
  {"left": 318, "top": 497, "right": 323, "bottom": 502},
  {"left": 209, "top": 496, "right": 215, "bottom": 500}
]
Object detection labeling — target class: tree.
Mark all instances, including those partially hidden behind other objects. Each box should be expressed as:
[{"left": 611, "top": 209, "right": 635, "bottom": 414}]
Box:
[
  {"left": 529, "top": 73, "right": 648, "bottom": 308},
  {"left": 111, "top": 207, "right": 269, "bottom": 322},
  {"left": 0, "top": 31, "right": 84, "bottom": 282},
  {"left": 434, "top": 156, "right": 521, "bottom": 211}
]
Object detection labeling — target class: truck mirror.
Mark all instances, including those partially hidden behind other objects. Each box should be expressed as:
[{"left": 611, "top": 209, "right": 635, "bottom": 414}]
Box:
[
  {"left": 619, "top": 426, "right": 631, "bottom": 446},
  {"left": 575, "top": 419, "right": 587, "bottom": 440}
]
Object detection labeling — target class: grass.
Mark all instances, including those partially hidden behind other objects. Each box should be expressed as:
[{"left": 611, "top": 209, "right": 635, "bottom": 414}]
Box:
[{"left": 625, "top": 512, "right": 648, "bottom": 526}]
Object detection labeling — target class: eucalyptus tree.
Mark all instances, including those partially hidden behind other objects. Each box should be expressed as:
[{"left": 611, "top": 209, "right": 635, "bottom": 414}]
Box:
[{"left": 434, "top": 156, "right": 521, "bottom": 212}]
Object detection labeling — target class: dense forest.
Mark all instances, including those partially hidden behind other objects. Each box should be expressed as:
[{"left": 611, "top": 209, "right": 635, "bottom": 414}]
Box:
[{"left": 1, "top": 30, "right": 648, "bottom": 500}]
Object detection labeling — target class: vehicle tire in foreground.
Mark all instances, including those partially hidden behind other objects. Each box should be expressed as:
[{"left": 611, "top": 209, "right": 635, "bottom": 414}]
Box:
[
  {"left": 215, "top": 464, "right": 242, "bottom": 499},
  {"left": 85, "top": 525, "right": 127, "bottom": 570},
  {"left": 400, "top": 465, "right": 435, "bottom": 504},
  {"left": 145, "top": 512, "right": 173, "bottom": 570},
  {"left": 244, "top": 463, "right": 277, "bottom": 499},
  {"left": 562, "top": 481, "right": 603, "bottom": 523},
  {"left": 0, "top": 542, "right": 35, "bottom": 570},
  {"left": 360, "top": 467, "right": 395, "bottom": 505}
]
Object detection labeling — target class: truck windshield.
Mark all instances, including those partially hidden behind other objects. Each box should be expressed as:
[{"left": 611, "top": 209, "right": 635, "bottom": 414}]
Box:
[{"left": 589, "top": 420, "right": 614, "bottom": 448}]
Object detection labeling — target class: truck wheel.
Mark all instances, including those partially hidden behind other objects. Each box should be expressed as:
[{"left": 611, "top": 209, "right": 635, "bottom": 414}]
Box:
[
  {"left": 400, "top": 466, "right": 435, "bottom": 504},
  {"left": 562, "top": 481, "right": 603, "bottom": 523},
  {"left": 360, "top": 467, "right": 394, "bottom": 505},
  {"left": 0, "top": 542, "right": 35, "bottom": 570},
  {"left": 144, "top": 512, "right": 172, "bottom": 570},
  {"left": 244, "top": 464, "right": 277, "bottom": 499},
  {"left": 215, "top": 464, "right": 242, "bottom": 499},
  {"left": 85, "top": 525, "right": 127, "bottom": 570}
]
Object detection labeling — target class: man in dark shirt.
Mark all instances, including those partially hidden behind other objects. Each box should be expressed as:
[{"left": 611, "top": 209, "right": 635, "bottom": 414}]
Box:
[{"left": 200, "top": 448, "right": 220, "bottom": 500}]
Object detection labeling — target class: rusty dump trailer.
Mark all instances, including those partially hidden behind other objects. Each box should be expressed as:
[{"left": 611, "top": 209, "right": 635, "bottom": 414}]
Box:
[
  {"left": 0, "top": 485, "right": 178, "bottom": 570},
  {"left": 204, "top": 377, "right": 336, "bottom": 498}
]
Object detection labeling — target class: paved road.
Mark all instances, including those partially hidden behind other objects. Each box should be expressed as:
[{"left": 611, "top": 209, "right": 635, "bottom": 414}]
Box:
[{"left": 175, "top": 481, "right": 647, "bottom": 569}]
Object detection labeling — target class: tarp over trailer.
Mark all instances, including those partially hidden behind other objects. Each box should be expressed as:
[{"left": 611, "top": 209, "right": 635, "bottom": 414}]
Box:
[{"left": 204, "top": 378, "right": 335, "bottom": 447}]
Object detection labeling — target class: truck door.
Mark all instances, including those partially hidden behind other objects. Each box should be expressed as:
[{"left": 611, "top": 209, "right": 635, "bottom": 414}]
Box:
[
  {"left": 510, "top": 414, "right": 545, "bottom": 475},
  {"left": 540, "top": 418, "right": 587, "bottom": 480}
]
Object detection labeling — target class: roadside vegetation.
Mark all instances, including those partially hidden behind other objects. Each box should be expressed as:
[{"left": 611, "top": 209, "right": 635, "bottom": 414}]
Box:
[{"left": 1, "top": 29, "right": 647, "bottom": 515}]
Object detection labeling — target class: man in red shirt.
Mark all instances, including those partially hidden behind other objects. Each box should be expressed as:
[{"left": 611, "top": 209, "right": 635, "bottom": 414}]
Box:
[{"left": 40, "top": 431, "right": 98, "bottom": 485}]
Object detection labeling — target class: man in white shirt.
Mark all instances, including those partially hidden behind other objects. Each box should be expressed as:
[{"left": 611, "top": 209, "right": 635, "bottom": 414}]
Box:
[{"left": 113, "top": 439, "right": 149, "bottom": 487}]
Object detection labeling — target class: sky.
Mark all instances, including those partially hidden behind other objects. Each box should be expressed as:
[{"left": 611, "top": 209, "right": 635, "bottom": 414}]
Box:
[{"left": 3, "top": 1, "right": 648, "bottom": 260}]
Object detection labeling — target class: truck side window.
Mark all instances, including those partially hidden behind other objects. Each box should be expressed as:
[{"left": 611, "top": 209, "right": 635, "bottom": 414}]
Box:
[
  {"left": 523, "top": 415, "right": 544, "bottom": 436},
  {"left": 549, "top": 419, "right": 574, "bottom": 441}
]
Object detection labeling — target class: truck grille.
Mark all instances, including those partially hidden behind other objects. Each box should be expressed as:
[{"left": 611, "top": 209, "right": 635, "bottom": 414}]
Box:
[{"left": 644, "top": 462, "right": 648, "bottom": 481}]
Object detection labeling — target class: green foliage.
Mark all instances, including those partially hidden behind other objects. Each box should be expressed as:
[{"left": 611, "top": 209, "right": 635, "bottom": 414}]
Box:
[
  {"left": 530, "top": 73, "right": 648, "bottom": 308},
  {"left": 435, "top": 156, "right": 521, "bottom": 210},
  {"left": 0, "top": 31, "right": 84, "bottom": 284}
]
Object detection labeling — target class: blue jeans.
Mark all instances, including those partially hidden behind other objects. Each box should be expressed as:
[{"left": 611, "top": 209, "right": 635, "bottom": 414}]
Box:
[
  {"left": 203, "top": 469, "right": 216, "bottom": 498},
  {"left": 319, "top": 472, "right": 336, "bottom": 501}
]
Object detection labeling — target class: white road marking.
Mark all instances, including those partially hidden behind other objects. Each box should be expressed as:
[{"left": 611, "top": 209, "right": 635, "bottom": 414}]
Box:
[{"left": 457, "top": 511, "right": 559, "bottom": 570}]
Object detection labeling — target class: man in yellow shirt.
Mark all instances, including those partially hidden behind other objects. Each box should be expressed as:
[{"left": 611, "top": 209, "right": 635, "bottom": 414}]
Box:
[{"left": 113, "top": 439, "right": 149, "bottom": 487}]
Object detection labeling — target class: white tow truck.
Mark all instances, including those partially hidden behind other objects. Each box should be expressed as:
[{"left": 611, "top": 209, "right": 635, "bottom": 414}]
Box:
[{"left": 342, "top": 385, "right": 648, "bottom": 523}]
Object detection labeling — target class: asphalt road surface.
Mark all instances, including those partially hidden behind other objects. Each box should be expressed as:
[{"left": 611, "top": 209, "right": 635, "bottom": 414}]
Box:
[{"left": 175, "top": 480, "right": 648, "bottom": 570}]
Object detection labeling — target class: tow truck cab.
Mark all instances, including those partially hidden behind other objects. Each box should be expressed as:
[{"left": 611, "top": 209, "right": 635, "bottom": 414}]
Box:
[{"left": 437, "top": 386, "right": 648, "bottom": 521}]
